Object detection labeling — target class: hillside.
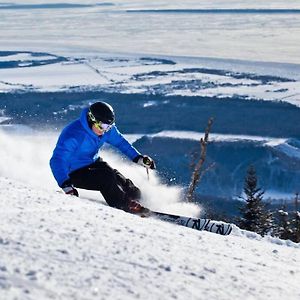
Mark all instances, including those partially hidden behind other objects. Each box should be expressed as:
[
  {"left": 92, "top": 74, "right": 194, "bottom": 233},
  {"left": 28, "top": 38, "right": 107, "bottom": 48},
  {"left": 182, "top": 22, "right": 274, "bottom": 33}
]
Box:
[{"left": 0, "top": 176, "right": 299, "bottom": 300}]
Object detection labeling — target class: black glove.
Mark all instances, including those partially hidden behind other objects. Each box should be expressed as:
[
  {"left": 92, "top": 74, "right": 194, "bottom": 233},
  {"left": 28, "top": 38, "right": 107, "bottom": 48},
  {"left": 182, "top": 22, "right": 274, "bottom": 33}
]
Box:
[
  {"left": 133, "top": 155, "right": 156, "bottom": 169},
  {"left": 61, "top": 179, "right": 79, "bottom": 197}
]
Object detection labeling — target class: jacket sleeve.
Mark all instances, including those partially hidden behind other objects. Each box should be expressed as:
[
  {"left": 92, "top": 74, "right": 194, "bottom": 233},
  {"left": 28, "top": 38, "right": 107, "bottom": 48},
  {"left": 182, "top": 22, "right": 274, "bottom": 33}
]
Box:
[
  {"left": 50, "top": 134, "right": 79, "bottom": 187},
  {"left": 106, "top": 126, "right": 141, "bottom": 160}
]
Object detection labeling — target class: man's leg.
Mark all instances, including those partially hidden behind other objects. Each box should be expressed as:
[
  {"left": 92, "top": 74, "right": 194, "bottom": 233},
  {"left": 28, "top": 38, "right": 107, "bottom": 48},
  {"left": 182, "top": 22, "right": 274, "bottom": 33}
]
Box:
[{"left": 69, "top": 160, "right": 141, "bottom": 210}]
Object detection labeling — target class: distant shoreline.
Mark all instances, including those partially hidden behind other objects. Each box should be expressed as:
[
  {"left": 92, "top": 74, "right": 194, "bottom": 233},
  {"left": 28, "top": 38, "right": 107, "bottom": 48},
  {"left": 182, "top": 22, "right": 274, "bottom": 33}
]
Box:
[{"left": 126, "top": 9, "right": 300, "bottom": 14}]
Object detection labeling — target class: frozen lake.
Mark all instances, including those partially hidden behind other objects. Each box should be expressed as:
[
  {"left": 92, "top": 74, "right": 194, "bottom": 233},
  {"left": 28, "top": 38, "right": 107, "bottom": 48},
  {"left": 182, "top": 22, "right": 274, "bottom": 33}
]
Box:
[{"left": 1, "top": 0, "right": 300, "bottom": 63}]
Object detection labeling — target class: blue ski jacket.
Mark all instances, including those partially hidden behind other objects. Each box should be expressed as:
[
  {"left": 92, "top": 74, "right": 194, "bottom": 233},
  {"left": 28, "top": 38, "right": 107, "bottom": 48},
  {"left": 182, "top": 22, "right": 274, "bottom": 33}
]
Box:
[{"left": 50, "top": 108, "right": 141, "bottom": 187}]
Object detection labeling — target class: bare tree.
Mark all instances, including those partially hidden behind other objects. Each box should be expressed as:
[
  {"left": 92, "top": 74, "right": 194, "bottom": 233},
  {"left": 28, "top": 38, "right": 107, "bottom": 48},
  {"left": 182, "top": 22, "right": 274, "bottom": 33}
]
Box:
[{"left": 185, "top": 117, "right": 214, "bottom": 202}]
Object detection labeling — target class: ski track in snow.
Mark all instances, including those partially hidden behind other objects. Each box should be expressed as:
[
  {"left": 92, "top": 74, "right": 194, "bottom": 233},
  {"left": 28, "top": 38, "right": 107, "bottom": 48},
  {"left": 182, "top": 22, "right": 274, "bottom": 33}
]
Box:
[{"left": 0, "top": 176, "right": 299, "bottom": 300}]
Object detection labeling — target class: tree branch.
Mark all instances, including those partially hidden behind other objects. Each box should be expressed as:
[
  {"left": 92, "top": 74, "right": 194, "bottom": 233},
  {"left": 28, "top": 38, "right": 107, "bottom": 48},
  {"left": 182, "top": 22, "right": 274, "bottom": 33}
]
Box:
[{"left": 185, "top": 117, "right": 214, "bottom": 202}]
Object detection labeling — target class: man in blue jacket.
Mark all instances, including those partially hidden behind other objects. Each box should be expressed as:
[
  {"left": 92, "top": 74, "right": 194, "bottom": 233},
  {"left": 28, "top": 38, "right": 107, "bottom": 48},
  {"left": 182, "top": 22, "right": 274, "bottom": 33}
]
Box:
[{"left": 50, "top": 101, "right": 155, "bottom": 213}]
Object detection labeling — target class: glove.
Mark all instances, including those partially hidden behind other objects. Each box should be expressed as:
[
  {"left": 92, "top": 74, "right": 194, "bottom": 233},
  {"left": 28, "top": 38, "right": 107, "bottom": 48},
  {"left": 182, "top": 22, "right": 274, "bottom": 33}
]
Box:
[
  {"left": 134, "top": 155, "right": 156, "bottom": 169},
  {"left": 61, "top": 180, "right": 79, "bottom": 197},
  {"left": 62, "top": 186, "right": 79, "bottom": 197}
]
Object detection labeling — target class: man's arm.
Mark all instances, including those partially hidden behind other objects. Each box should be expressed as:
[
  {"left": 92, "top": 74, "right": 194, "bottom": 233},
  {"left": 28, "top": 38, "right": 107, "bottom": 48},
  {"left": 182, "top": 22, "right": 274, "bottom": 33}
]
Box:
[
  {"left": 106, "top": 126, "right": 141, "bottom": 160},
  {"left": 106, "top": 126, "right": 155, "bottom": 169}
]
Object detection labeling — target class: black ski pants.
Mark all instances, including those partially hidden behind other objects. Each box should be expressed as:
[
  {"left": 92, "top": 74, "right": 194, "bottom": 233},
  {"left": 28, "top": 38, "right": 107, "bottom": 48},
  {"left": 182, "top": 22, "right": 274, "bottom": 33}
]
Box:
[{"left": 69, "top": 159, "right": 141, "bottom": 210}]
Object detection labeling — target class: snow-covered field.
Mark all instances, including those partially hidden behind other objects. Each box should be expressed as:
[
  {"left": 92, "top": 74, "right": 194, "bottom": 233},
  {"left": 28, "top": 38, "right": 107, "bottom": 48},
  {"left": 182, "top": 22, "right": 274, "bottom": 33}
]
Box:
[
  {"left": 1, "top": 0, "right": 300, "bottom": 298},
  {"left": 1, "top": 52, "right": 300, "bottom": 106}
]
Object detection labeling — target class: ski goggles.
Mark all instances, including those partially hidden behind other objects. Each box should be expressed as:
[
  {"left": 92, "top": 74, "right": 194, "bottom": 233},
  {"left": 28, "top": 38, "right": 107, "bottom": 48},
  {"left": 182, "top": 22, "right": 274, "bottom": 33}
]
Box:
[
  {"left": 88, "top": 110, "right": 113, "bottom": 132},
  {"left": 93, "top": 121, "right": 113, "bottom": 132}
]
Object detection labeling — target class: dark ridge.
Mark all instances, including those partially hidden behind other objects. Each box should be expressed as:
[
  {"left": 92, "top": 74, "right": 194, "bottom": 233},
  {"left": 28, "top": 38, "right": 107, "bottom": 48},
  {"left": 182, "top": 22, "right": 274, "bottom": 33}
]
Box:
[
  {"left": 95, "top": 3, "right": 115, "bottom": 6},
  {"left": 0, "top": 91, "right": 300, "bottom": 138},
  {"left": 132, "top": 136, "right": 300, "bottom": 204},
  {"left": 126, "top": 9, "right": 300, "bottom": 14},
  {"left": 133, "top": 68, "right": 294, "bottom": 84},
  {"left": 0, "top": 51, "right": 62, "bottom": 57},
  {"left": 140, "top": 57, "right": 176, "bottom": 65},
  {"left": 0, "top": 3, "right": 95, "bottom": 9},
  {"left": 0, "top": 51, "right": 68, "bottom": 69}
]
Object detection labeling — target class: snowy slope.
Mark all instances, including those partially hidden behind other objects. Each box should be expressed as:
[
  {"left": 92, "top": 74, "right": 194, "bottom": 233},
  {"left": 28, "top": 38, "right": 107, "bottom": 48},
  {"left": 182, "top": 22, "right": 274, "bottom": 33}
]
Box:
[{"left": 0, "top": 176, "right": 299, "bottom": 300}]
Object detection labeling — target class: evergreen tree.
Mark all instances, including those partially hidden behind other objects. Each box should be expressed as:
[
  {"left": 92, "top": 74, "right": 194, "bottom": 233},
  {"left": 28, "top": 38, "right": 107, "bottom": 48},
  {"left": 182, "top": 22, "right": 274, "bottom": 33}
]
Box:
[
  {"left": 290, "top": 211, "right": 300, "bottom": 243},
  {"left": 290, "top": 193, "right": 300, "bottom": 243},
  {"left": 274, "top": 207, "right": 292, "bottom": 240},
  {"left": 237, "top": 165, "right": 273, "bottom": 236}
]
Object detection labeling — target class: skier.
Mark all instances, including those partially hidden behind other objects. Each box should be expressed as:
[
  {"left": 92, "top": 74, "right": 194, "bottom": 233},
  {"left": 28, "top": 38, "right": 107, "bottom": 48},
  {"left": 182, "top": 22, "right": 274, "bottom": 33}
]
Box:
[{"left": 50, "top": 101, "right": 155, "bottom": 213}]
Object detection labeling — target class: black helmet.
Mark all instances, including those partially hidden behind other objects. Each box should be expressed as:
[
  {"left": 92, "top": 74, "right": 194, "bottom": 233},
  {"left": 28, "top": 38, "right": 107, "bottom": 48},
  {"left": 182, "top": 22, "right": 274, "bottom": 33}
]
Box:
[{"left": 88, "top": 101, "right": 115, "bottom": 125}]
